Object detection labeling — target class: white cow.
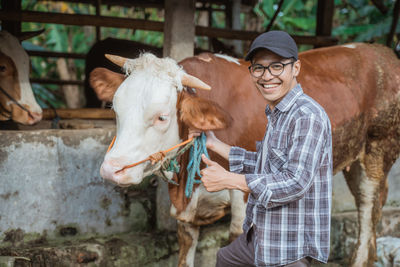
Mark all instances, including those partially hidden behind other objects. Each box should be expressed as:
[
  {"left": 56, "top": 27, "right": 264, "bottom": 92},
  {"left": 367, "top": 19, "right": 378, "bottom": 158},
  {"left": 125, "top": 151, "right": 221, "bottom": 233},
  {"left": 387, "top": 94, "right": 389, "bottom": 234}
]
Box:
[
  {"left": 91, "top": 53, "right": 247, "bottom": 267},
  {"left": 0, "top": 31, "right": 42, "bottom": 125}
]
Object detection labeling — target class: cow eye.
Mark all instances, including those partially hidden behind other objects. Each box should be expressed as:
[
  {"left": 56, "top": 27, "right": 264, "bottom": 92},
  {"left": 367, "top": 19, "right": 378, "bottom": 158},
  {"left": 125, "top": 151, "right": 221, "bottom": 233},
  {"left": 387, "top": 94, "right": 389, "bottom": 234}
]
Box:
[
  {"left": 0, "top": 65, "right": 6, "bottom": 72},
  {"left": 158, "top": 115, "right": 168, "bottom": 121}
]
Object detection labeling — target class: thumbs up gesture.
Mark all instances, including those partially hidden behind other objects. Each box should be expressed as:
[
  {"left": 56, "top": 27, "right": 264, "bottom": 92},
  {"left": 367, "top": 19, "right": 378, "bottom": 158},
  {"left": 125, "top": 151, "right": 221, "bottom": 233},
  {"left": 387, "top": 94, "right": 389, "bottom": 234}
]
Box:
[
  {"left": 201, "top": 154, "right": 251, "bottom": 193},
  {"left": 200, "top": 154, "right": 231, "bottom": 192}
]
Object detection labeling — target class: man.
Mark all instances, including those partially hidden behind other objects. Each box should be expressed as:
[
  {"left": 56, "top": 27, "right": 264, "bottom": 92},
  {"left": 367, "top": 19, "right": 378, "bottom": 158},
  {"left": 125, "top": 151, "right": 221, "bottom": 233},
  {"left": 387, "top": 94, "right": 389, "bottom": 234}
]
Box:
[{"left": 197, "top": 31, "right": 332, "bottom": 267}]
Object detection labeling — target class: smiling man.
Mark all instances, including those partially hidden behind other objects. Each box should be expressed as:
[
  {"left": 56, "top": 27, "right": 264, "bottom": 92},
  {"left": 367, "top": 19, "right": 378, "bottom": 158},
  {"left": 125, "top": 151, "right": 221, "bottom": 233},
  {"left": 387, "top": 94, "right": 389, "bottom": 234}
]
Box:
[{"left": 197, "top": 31, "right": 333, "bottom": 267}]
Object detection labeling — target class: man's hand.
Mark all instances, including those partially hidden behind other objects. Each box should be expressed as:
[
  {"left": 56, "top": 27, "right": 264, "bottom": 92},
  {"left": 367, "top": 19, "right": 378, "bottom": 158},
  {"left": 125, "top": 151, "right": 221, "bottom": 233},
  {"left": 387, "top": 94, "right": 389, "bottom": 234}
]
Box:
[
  {"left": 200, "top": 154, "right": 251, "bottom": 193},
  {"left": 200, "top": 154, "right": 230, "bottom": 192},
  {"left": 188, "top": 129, "right": 219, "bottom": 150}
]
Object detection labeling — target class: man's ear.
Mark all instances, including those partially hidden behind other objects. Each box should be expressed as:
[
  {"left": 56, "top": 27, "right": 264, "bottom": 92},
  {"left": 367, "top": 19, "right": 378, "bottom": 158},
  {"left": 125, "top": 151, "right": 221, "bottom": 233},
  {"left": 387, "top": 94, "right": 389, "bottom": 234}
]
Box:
[
  {"left": 293, "top": 60, "right": 301, "bottom": 77},
  {"left": 179, "top": 92, "right": 232, "bottom": 130},
  {"left": 89, "top": 67, "right": 125, "bottom": 102}
]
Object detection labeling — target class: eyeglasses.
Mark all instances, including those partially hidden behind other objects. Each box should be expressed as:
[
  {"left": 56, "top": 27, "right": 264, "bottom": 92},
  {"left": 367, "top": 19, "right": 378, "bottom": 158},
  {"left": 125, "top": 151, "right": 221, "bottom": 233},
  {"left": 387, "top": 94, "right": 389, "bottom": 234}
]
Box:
[{"left": 248, "top": 61, "right": 295, "bottom": 78}]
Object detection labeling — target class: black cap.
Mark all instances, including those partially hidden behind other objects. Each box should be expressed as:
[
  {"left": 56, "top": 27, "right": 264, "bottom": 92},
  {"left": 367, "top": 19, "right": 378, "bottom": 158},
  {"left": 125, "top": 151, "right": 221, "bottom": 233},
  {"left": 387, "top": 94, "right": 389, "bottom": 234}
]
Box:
[{"left": 245, "top": 31, "right": 298, "bottom": 61}]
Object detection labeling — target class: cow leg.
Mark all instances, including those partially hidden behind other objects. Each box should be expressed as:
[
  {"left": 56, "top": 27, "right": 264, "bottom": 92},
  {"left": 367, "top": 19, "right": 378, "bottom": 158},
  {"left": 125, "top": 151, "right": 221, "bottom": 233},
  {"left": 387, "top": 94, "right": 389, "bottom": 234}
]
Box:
[
  {"left": 344, "top": 149, "right": 390, "bottom": 266},
  {"left": 228, "top": 189, "right": 246, "bottom": 242},
  {"left": 177, "top": 221, "right": 200, "bottom": 267}
]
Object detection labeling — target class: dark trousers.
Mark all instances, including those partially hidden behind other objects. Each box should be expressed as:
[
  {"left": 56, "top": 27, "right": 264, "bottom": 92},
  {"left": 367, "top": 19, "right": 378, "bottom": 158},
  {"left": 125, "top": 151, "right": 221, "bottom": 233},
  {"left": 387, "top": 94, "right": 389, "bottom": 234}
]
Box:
[{"left": 216, "top": 227, "right": 311, "bottom": 267}]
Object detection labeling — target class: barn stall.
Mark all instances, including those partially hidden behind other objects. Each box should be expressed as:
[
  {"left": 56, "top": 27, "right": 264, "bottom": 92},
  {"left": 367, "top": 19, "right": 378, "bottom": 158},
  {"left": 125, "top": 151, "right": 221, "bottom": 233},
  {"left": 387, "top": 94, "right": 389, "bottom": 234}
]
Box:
[{"left": 1, "top": 0, "right": 400, "bottom": 266}]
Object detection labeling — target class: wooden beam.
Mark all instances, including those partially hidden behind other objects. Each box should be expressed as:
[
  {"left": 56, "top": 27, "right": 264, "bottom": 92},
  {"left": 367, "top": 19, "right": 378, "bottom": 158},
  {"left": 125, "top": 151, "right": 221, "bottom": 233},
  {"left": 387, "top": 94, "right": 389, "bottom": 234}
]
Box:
[
  {"left": 42, "top": 0, "right": 164, "bottom": 9},
  {"left": 0, "top": 10, "right": 338, "bottom": 45},
  {"left": 0, "top": 10, "right": 164, "bottom": 32},
  {"left": 95, "top": 0, "right": 102, "bottom": 42},
  {"left": 1, "top": 0, "right": 22, "bottom": 36},
  {"left": 27, "top": 50, "right": 86, "bottom": 59},
  {"left": 387, "top": 0, "right": 400, "bottom": 47},
  {"left": 42, "top": 108, "right": 115, "bottom": 120},
  {"left": 316, "top": 0, "right": 334, "bottom": 48},
  {"left": 316, "top": 0, "right": 334, "bottom": 36},
  {"left": 30, "top": 78, "right": 84, "bottom": 86}
]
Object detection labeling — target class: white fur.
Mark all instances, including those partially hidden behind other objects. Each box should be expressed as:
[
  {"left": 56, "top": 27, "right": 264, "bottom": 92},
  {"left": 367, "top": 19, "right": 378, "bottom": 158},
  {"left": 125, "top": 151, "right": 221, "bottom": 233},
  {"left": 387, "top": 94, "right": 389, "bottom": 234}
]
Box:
[
  {"left": 215, "top": 54, "right": 240, "bottom": 65},
  {"left": 229, "top": 190, "right": 246, "bottom": 235},
  {"left": 342, "top": 43, "right": 358, "bottom": 49},
  {"left": 0, "top": 31, "right": 42, "bottom": 113},
  {"left": 353, "top": 172, "right": 380, "bottom": 266},
  {"left": 182, "top": 222, "right": 199, "bottom": 267},
  {"left": 103, "top": 53, "right": 186, "bottom": 185}
]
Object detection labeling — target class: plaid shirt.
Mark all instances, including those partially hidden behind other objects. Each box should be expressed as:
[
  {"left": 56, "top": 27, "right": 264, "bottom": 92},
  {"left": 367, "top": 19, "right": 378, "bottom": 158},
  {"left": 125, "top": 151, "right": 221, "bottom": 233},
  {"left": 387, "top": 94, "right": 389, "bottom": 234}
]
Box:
[{"left": 229, "top": 84, "right": 332, "bottom": 267}]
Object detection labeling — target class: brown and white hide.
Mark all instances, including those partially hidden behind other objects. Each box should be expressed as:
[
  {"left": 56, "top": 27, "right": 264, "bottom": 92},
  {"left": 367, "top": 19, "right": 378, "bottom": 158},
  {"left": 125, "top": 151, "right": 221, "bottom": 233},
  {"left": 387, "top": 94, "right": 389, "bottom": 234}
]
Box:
[
  {"left": 0, "top": 31, "right": 42, "bottom": 125},
  {"left": 91, "top": 44, "right": 400, "bottom": 267}
]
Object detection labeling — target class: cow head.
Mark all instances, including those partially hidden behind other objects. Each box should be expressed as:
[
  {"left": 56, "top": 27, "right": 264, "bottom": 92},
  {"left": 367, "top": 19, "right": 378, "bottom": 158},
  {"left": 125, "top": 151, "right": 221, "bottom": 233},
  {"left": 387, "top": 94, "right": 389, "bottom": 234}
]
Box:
[
  {"left": 90, "top": 53, "right": 231, "bottom": 186},
  {"left": 0, "top": 31, "right": 42, "bottom": 125}
]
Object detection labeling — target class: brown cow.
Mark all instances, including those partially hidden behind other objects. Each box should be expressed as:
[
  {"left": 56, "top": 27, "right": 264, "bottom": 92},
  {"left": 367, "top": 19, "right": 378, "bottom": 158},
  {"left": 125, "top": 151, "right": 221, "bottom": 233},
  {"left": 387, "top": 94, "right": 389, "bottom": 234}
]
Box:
[
  {"left": 0, "top": 31, "right": 42, "bottom": 125},
  {"left": 90, "top": 43, "right": 400, "bottom": 267}
]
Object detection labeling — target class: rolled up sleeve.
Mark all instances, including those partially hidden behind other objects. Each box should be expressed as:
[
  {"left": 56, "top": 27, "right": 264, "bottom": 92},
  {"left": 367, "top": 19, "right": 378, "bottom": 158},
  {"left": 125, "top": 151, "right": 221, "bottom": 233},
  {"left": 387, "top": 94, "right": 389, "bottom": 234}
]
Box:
[{"left": 229, "top": 146, "right": 257, "bottom": 174}]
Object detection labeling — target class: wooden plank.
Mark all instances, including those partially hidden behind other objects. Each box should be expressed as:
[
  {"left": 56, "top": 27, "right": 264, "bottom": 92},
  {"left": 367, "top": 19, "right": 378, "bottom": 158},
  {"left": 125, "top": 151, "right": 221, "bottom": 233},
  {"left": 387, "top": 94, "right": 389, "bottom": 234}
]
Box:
[
  {"left": 42, "top": 108, "right": 115, "bottom": 119},
  {"left": 44, "top": 0, "right": 164, "bottom": 8},
  {"left": 30, "top": 78, "right": 84, "bottom": 86},
  {"left": 0, "top": 10, "right": 338, "bottom": 45},
  {"left": 27, "top": 50, "right": 86, "bottom": 59},
  {"left": 0, "top": 10, "right": 164, "bottom": 32}
]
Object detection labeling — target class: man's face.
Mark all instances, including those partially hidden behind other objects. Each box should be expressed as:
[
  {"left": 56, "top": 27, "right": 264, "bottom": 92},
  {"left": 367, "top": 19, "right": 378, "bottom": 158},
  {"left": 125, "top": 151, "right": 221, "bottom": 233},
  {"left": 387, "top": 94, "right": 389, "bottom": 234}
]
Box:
[{"left": 250, "top": 49, "right": 301, "bottom": 110}]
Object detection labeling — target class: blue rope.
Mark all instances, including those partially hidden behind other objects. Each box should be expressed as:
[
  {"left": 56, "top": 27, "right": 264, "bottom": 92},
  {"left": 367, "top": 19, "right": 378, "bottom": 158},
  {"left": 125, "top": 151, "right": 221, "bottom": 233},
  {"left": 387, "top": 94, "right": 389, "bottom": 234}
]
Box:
[{"left": 185, "top": 133, "right": 209, "bottom": 198}]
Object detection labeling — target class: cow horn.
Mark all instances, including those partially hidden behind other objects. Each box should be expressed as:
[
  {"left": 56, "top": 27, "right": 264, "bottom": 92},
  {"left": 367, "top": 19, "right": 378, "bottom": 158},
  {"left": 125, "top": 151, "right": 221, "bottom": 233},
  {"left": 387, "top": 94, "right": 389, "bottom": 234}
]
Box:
[
  {"left": 105, "top": 54, "right": 127, "bottom": 68},
  {"left": 181, "top": 74, "right": 211, "bottom": 90}
]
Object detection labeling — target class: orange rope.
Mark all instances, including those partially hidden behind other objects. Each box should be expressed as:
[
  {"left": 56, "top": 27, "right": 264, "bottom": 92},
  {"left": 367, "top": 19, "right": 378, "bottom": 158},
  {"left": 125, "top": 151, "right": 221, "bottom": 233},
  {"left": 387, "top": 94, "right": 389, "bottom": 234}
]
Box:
[
  {"left": 107, "top": 136, "right": 116, "bottom": 152},
  {"left": 106, "top": 136, "right": 194, "bottom": 173}
]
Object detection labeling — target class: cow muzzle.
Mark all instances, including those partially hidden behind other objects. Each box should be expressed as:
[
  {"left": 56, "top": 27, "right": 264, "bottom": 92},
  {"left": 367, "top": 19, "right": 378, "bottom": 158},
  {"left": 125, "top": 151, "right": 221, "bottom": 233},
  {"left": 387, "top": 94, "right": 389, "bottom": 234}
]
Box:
[
  {"left": 11, "top": 104, "right": 42, "bottom": 125},
  {"left": 100, "top": 159, "right": 145, "bottom": 186}
]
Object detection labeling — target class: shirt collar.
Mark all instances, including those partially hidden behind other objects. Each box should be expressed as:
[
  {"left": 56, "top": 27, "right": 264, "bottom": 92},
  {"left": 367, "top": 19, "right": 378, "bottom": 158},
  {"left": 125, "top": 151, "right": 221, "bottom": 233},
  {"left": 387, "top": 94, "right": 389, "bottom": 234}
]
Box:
[{"left": 265, "top": 84, "right": 303, "bottom": 116}]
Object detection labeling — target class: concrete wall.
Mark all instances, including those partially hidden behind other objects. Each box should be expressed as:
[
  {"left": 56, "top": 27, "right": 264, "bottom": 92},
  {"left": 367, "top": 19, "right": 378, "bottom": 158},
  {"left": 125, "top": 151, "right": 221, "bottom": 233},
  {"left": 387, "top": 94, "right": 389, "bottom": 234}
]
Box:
[{"left": 0, "top": 127, "right": 157, "bottom": 242}]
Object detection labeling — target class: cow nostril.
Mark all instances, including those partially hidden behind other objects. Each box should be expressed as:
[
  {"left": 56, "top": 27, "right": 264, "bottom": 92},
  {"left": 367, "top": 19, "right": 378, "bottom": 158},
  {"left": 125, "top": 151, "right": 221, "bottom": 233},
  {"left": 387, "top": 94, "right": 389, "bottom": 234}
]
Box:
[{"left": 150, "top": 176, "right": 158, "bottom": 187}]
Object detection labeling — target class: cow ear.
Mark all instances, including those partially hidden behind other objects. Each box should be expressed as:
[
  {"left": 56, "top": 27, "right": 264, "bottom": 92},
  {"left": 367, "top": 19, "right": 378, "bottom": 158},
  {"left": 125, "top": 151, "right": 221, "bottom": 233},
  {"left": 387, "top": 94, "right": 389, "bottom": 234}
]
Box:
[
  {"left": 89, "top": 68, "right": 125, "bottom": 102},
  {"left": 179, "top": 93, "right": 232, "bottom": 130}
]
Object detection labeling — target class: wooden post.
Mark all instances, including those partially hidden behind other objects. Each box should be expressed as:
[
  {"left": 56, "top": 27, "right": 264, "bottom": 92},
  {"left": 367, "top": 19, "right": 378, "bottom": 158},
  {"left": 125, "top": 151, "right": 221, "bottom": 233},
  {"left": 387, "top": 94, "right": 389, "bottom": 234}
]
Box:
[
  {"left": 1, "top": 0, "right": 22, "bottom": 37},
  {"left": 160, "top": 0, "right": 195, "bottom": 231},
  {"left": 95, "top": 0, "right": 102, "bottom": 42},
  {"left": 231, "top": 0, "right": 243, "bottom": 56},
  {"left": 163, "top": 0, "right": 195, "bottom": 61},
  {"left": 208, "top": 3, "right": 213, "bottom": 51},
  {"left": 315, "top": 0, "right": 334, "bottom": 48}
]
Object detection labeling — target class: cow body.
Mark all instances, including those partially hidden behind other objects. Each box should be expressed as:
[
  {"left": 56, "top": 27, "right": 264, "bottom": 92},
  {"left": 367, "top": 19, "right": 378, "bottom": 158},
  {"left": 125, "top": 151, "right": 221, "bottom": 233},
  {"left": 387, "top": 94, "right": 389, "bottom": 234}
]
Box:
[
  {"left": 0, "top": 31, "right": 42, "bottom": 125},
  {"left": 92, "top": 43, "right": 400, "bottom": 267}
]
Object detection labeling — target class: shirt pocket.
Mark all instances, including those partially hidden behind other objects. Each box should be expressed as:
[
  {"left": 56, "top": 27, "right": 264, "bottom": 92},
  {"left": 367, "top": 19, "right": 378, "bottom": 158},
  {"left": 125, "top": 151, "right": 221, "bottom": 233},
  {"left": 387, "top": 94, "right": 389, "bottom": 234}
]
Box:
[{"left": 268, "top": 130, "right": 288, "bottom": 172}]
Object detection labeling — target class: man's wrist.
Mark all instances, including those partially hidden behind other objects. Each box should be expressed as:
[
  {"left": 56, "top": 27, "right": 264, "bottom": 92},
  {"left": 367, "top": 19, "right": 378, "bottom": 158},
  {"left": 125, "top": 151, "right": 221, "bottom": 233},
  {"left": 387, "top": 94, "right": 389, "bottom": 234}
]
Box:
[{"left": 228, "top": 172, "right": 250, "bottom": 193}]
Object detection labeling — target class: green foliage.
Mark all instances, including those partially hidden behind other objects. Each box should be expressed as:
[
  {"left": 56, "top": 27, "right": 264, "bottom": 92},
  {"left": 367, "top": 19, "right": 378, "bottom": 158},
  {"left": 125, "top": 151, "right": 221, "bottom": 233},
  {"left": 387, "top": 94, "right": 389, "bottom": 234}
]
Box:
[
  {"left": 253, "top": 0, "right": 399, "bottom": 46},
  {"left": 15, "top": 0, "right": 399, "bottom": 108},
  {"left": 333, "top": 0, "right": 399, "bottom": 45}
]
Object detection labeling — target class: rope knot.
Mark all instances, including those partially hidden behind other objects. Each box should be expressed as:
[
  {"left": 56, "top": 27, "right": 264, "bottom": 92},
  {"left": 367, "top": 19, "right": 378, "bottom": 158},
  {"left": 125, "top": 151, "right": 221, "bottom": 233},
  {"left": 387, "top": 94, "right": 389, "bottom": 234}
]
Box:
[{"left": 149, "top": 151, "right": 166, "bottom": 165}]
